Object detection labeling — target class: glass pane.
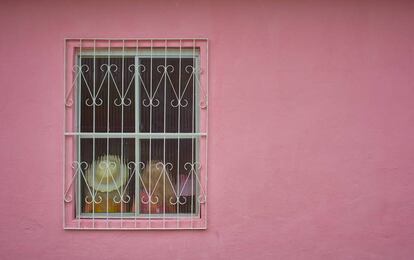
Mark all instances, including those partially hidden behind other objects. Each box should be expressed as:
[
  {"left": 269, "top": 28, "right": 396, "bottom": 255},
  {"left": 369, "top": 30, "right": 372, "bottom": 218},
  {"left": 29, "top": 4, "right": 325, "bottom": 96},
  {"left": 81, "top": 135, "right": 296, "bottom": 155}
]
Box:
[
  {"left": 139, "top": 138, "right": 198, "bottom": 214},
  {"left": 80, "top": 57, "right": 135, "bottom": 133},
  {"left": 76, "top": 55, "right": 200, "bottom": 217},
  {"left": 79, "top": 138, "right": 135, "bottom": 214},
  {"left": 139, "top": 58, "right": 196, "bottom": 133}
]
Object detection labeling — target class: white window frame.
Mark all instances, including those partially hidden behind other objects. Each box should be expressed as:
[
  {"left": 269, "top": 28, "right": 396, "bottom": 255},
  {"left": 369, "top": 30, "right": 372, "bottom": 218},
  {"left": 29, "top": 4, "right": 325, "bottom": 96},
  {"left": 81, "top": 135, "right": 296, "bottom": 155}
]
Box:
[{"left": 75, "top": 49, "right": 201, "bottom": 219}]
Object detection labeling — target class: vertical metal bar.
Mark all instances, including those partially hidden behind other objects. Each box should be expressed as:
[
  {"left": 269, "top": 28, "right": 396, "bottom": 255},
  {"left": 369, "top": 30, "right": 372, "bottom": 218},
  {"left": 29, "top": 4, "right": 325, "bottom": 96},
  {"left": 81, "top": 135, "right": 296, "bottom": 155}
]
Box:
[
  {"left": 63, "top": 39, "right": 67, "bottom": 229},
  {"left": 134, "top": 40, "right": 139, "bottom": 227},
  {"left": 120, "top": 40, "right": 125, "bottom": 226},
  {"left": 163, "top": 40, "right": 167, "bottom": 227},
  {"left": 92, "top": 39, "right": 96, "bottom": 227},
  {"left": 148, "top": 40, "right": 153, "bottom": 228},
  {"left": 176, "top": 40, "right": 182, "bottom": 227},
  {"left": 191, "top": 39, "right": 195, "bottom": 227},
  {"left": 195, "top": 48, "right": 201, "bottom": 218},
  {"left": 106, "top": 40, "right": 111, "bottom": 227},
  {"left": 205, "top": 39, "right": 209, "bottom": 228},
  {"left": 77, "top": 39, "right": 82, "bottom": 228},
  {"left": 195, "top": 46, "right": 202, "bottom": 219}
]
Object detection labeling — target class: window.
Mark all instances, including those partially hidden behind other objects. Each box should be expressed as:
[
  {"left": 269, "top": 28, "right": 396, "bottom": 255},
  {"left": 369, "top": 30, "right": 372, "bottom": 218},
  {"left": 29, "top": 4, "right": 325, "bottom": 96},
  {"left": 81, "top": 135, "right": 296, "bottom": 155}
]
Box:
[{"left": 64, "top": 39, "right": 208, "bottom": 229}]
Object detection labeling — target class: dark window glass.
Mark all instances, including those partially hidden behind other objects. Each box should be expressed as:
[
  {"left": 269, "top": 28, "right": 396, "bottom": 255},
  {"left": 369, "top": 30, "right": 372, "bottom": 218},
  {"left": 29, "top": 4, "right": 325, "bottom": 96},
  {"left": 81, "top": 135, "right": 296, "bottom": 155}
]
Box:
[{"left": 78, "top": 55, "right": 197, "bottom": 215}]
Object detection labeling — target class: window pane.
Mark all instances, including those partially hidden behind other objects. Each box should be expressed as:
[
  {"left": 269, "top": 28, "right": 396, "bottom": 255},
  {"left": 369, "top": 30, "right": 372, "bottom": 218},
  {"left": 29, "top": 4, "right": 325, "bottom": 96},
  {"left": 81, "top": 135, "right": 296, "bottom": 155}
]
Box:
[
  {"left": 80, "top": 57, "right": 135, "bottom": 133},
  {"left": 80, "top": 138, "right": 135, "bottom": 214},
  {"left": 139, "top": 58, "right": 196, "bottom": 133},
  {"left": 76, "top": 55, "right": 200, "bottom": 216},
  {"left": 139, "top": 138, "right": 198, "bottom": 214}
]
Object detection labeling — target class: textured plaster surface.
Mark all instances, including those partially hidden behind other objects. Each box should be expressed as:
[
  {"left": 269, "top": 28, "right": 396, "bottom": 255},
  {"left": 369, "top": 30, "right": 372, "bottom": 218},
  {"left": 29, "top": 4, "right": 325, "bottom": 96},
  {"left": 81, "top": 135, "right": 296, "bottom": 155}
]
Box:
[{"left": 1, "top": 0, "right": 414, "bottom": 259}]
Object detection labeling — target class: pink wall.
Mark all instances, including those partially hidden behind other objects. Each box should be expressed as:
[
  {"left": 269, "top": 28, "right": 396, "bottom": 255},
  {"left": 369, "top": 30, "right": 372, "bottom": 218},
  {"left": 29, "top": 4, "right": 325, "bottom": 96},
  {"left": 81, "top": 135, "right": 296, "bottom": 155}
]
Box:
[{"left": 1, "top": 0, "right": 414, "bottom": 259}]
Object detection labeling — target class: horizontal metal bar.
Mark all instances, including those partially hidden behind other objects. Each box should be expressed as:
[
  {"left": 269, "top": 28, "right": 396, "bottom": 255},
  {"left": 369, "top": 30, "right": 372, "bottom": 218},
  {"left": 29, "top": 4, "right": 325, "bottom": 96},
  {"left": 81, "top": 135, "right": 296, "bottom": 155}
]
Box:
[
  {"left": 77, "top": 48, "right": 201, "bottom": 57},
  {"left": 79, "top": 213, "right": 199, "bottom": 218},
  {"left": 65, "top": 38, "right": 208, "bottom": 41},
  {"left": 64, "top": 227, "right": 207, "bottom": 230},
  {"left": 65, "top": 132, "right": 206, "bottom": 138},
  {"left": 79, "top": 52, "right": 198, "bottom": 57}
]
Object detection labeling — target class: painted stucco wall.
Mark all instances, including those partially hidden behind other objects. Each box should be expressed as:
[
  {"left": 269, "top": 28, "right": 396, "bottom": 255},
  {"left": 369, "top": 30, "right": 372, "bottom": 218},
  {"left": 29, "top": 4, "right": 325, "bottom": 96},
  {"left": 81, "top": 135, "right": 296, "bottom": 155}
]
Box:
[{"left": 1, "top": 0, "right": 414, "bottom": 259}]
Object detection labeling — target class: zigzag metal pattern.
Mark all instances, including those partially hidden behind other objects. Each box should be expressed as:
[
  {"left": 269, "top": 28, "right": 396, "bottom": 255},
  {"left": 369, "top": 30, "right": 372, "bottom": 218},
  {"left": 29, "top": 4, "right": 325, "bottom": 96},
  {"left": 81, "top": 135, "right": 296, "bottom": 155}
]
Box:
[{"left": 64, "top": 161, "right": 206, "bottom": 207}]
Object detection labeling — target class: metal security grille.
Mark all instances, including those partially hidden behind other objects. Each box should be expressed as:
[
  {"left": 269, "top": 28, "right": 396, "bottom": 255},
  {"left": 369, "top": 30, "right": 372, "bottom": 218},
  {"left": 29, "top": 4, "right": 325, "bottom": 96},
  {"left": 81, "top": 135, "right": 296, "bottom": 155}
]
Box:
[{"left": 64, "top": 38, "right": 208, "bottom": 230}]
